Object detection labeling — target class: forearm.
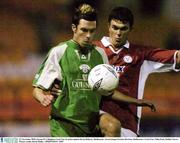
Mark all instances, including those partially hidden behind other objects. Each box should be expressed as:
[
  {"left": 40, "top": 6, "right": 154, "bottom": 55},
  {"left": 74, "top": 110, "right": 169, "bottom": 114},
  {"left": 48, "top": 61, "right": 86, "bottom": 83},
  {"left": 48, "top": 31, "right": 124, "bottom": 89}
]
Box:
[
  {"left": 111, "top": 90, "right": 156, "bottom": 111},
  {"left": 111, "top": 90, "right": 141, "bottom": 105}
]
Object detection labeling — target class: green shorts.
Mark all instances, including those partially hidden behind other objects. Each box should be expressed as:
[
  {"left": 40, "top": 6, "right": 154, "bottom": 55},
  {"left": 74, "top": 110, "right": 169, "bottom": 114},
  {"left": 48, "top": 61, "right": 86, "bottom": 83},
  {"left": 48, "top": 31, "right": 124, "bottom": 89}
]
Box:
[{"left": 50, "top": 118, "right": 102, "bottom": 137}]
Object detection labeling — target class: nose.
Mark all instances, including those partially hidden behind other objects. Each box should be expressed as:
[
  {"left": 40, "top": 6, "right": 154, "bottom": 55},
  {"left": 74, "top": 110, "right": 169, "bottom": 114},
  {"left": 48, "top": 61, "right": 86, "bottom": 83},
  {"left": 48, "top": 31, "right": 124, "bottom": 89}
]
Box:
[
  {"left": 86, "top": 32, "right": 91, "bottom": 39},
  {"left": 117, "top": 29, "right": 121, "bottom": 36}
]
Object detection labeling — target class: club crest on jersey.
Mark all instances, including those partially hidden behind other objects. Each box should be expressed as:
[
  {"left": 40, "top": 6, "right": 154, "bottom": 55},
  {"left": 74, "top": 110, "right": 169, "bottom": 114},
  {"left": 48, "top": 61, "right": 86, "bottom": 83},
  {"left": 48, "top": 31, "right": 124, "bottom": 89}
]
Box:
[
  {"left": 123, "top": 55, "right": 132, "bottom": 63},
  {"left": 79, "top": 64, "right": 90, "bottom": 73},
  {"left": 81, "top": 54, "right": 87, "bottom": 60}
]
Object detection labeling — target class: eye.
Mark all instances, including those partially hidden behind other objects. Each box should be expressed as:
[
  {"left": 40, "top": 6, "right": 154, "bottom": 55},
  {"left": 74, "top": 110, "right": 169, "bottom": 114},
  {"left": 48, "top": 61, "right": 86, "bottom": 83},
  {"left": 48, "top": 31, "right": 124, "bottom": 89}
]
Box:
[
  {"left": 120, "top": 26, "right": 129, "bottom": 31},
  {"left": 112, "top": 25, "right": 119, "bottom": 30},
  {"left": 81, "top": 28, "right": 88, "bottom": 32},
  {"left": 90, "top": 29, "right": 96, "bottom": 33}
]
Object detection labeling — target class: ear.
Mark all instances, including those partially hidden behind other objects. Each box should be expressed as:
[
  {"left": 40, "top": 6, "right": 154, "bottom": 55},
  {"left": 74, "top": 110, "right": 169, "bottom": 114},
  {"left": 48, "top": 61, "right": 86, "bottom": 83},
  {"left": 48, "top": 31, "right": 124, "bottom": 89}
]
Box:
[
  {"left": 72, "top": 24, "right": 77, "bottom": 32},
  {"left": 108, "top": 22, "right": 110, "bottom": 29}
]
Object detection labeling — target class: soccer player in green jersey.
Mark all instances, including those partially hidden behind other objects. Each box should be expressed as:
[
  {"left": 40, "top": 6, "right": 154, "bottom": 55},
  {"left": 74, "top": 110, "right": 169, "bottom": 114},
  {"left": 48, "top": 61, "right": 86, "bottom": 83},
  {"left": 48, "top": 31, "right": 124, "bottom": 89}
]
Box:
[{"left": 32, "top": 3, "right": 156, "bottom": 137}]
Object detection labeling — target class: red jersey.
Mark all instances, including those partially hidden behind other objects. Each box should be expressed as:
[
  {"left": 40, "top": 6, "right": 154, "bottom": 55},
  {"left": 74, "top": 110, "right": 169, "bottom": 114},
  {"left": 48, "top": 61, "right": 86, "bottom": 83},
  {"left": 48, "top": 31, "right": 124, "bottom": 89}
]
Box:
[{"left": 94, "top": 36, "right": 179, "bottom": 135}]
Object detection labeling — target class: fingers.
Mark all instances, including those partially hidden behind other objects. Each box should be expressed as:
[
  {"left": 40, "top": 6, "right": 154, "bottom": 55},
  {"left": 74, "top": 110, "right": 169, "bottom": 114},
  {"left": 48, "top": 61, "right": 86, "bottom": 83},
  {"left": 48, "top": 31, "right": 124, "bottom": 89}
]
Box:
[
  {"left": 50, "top": 88, "right": 62, "bottom": 96},
  {"left": 142, "top": 101, "right": 156, "bottom": 112},
  {"left": 53, "top": 83, "right": 60, "bottom": 89},
  {"left": 41, "top": 95, "right": 54, "bottom": 107},
  {"left": 50, "top": 83, "right": 61, "bottom": 97},
  {"left": 146, "top": 102, "right": 156, "bottom": 112},
  {"left": 150, "top": 104, "right": 156, "bottom": 112}
]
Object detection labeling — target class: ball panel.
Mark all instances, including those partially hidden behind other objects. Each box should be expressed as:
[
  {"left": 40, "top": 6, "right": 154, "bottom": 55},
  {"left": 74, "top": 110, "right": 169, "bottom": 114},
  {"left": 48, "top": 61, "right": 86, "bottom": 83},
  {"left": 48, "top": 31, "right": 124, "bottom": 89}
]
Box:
[{"left": 92, "top": 78, "right": 103, "bottom": 91}]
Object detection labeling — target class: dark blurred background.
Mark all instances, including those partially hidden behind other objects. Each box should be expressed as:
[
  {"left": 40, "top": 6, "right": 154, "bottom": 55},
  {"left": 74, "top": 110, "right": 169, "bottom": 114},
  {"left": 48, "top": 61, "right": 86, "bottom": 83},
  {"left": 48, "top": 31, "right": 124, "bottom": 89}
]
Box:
[{"left": 0, "top": 0, "right": 179, "bottom": 137}]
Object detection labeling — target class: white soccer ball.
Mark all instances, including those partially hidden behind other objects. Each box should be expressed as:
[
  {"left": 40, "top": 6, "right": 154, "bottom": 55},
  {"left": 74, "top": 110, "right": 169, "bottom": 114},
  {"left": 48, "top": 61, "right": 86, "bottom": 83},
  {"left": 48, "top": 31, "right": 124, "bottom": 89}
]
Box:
[{"left": 88, "top": 64, "right": 119, "bottom": 96}]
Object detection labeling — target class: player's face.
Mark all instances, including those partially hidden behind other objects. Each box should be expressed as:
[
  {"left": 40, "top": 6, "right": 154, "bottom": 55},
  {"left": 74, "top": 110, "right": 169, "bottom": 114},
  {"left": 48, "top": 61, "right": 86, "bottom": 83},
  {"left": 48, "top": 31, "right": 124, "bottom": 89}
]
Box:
[
  {"left": 109, "top": 19, "right": 131, "bottom": 48},
  {"left": 72, "top": 19, "right": 96, "bottom": 47}
]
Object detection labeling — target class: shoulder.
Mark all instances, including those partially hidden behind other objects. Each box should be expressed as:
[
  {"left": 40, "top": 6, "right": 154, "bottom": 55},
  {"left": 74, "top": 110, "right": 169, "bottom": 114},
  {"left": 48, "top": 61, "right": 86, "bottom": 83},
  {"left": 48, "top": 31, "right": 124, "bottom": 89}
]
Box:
[
  {"left": 94, "top": 45, "right": 106, "bottom": 55},
  {"left": 93, "top": 40, "right": 102, "bottom": 47},
  {"left": 129, "top": 43, "right": 156, "bottom": 53},
  {"left": 93, "top": 39, "right": 108, "bottom": 50},
  {"left": 94, "top": 45, "right": 109, "bottom": 64},
  {"left": 130, "top": 43, "right": 155, "bottom": 49},
  {"left": 45, "top": 41, "right": 69, "bottom": 61},
  {"left": 50, "top": 41, "right": 69, "bottom": 55},
  {"left": 51, "top": 42, "right": 68, "bottom": 53}
]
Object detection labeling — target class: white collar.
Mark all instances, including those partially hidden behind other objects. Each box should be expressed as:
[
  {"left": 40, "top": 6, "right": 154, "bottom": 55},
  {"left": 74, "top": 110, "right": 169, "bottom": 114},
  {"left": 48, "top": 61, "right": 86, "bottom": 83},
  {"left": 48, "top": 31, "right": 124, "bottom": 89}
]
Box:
[{"left": 101, "top": 36, "right": 130, "bottom": 49}]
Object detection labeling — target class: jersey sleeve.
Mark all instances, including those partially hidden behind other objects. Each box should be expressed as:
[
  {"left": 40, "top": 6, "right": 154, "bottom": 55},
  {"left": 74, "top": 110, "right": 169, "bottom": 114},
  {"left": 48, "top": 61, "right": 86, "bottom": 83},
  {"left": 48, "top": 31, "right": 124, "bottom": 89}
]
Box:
[
  {"left": 32, "top": 45, "right": 66, "bottom": 90},
  {"left": 144, "top": 48, "right": 180, "bottom": 72}
]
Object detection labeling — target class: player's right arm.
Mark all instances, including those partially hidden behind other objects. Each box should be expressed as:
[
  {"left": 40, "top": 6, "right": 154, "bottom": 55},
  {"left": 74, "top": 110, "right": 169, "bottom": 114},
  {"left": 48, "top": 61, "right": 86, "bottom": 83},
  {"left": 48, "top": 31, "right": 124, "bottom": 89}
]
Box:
[{"left": 32, "top": 45, "right": 66, "bottom": 107}]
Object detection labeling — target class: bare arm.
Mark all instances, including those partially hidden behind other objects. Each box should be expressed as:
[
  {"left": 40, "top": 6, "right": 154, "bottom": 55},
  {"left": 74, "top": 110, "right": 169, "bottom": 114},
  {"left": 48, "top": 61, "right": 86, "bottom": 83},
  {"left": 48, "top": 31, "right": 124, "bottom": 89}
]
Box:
[
  {"left": 110, "top": 90, "right": 156, "bottom": 112},
  {"left": 175, "top": 51, "right": 180, "bottom": 69},
  {"left": 33, "top": 87, "right": 54, "bottom": 107}
]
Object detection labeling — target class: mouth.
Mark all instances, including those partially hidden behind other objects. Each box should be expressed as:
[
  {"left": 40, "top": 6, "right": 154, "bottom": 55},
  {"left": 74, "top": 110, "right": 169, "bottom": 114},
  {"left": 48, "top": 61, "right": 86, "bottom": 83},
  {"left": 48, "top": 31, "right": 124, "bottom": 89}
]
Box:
[
  {"left": 115, "top": 38, "right": 121, "bottom": 42},
  {"left": 81, "top": 41, "right": 92, "bottom": 47}
]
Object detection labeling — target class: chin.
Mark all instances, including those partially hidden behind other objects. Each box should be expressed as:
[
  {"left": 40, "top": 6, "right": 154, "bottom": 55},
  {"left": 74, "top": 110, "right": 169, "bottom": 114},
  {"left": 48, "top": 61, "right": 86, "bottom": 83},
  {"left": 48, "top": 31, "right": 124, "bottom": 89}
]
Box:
[
  {"left": 79, "top": 44, "right": 86, "bottom": 48},
  {"left": 84, "top": 43, "right": 91, "bottom": 47}
]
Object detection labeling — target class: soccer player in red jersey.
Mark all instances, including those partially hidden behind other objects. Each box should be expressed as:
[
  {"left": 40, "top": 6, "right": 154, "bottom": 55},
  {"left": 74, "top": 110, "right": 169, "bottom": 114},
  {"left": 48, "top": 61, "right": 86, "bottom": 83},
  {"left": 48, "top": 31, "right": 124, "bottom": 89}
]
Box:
[{"left": 94, "top": 7, "right": 180, "bottom": 137}]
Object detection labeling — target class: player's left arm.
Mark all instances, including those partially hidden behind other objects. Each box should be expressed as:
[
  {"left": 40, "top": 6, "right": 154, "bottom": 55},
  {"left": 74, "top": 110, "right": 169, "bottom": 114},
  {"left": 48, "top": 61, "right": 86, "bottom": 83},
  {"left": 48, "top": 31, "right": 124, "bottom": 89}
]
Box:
[
  {"left": 111, "top": 90, "right": 156, "bottom": 112},
  {"left": 175, "top": 51, "right": 180, "bottom": 69}
]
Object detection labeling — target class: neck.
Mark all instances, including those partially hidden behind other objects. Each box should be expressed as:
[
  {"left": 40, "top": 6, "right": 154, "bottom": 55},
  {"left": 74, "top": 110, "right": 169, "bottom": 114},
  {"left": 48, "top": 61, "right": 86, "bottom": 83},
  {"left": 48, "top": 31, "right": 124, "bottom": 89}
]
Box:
[
  {"left": 111, "top": 40, "right": 127, "bottom": 50},
  {"left": 72, "top": 39, "right": 89, "bottom": 54}
]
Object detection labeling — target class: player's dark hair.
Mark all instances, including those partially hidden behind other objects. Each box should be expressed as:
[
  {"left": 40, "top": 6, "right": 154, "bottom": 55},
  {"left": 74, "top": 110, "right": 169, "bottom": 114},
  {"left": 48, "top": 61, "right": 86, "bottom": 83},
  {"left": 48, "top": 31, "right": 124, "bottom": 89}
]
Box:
[
  {"left": 108, "top": 7, "right": 134, "bottom": 28},
  {"left": 72, "top": 3, "right": 97, "bottom": 26}
]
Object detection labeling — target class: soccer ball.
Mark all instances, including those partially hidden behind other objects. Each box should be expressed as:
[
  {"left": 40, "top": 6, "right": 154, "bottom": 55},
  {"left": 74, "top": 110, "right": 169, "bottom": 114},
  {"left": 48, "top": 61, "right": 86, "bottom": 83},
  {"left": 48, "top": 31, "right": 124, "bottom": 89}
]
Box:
[{"left": 88, "top": 64, "right": 119, "bottom": 96}]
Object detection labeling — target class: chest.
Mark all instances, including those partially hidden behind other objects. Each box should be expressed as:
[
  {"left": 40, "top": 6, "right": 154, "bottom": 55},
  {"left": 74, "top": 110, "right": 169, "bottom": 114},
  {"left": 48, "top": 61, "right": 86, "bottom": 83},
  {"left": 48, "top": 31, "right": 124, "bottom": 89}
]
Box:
[
  {"left": 106, "top": 48, "right": 143, "bottom": 76},
  {"left": 60, "top": 47, "right": 104, "bottom": 78}
]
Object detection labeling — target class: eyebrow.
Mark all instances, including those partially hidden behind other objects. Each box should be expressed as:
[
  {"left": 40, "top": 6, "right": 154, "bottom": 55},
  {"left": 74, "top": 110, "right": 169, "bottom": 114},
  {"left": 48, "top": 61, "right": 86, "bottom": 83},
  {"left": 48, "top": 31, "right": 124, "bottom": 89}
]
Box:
[
  {"left": 81, "top": 27, "right": 96, "bottom": 31},
  {"left": 112, "top": 24, "right": 129, "bottom": 30}
]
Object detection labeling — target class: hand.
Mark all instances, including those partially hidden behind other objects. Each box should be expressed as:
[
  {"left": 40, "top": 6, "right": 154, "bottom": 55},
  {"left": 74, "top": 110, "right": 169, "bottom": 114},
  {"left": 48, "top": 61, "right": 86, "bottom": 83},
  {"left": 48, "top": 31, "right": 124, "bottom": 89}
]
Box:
[
  {"left": 138, "top": 100, "right": 156, "bottom": 112},
  {"left": 145, "top": 102, "right": 156, "bottom": 112},
  {"left": 40, "top": 94, "right": 54, "bottom": 107},
  {"left": 33, "top": 87, "right": 56, "bottom": 107},
  {"left": 50, "top": 81, "right": 62, "bottom": 97}
]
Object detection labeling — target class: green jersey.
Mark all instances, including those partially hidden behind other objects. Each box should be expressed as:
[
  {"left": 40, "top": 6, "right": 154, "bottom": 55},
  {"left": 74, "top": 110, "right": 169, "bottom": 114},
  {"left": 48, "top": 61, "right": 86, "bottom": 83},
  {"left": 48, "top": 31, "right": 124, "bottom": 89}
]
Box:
[{"left": 33, "top": 40, "right": 109, "bottom": 134}]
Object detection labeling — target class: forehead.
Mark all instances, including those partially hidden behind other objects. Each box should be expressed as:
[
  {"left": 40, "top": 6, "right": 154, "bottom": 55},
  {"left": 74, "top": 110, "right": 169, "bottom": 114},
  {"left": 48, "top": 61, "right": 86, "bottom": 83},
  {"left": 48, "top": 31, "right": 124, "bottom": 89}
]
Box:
[
  {"left": 110, "top": 19, "right": 130, "bottom": 28},
  {"left": 78, "top": 19, "right": 96, "bottom": 28}
]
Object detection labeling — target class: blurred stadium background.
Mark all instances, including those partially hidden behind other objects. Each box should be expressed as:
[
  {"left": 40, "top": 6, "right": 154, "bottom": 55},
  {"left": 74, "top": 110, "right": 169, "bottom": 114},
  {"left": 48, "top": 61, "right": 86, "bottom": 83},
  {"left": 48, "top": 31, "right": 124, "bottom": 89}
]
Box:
[{"left": 0, "top": 0, "right": 179, "bottom": 137}]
